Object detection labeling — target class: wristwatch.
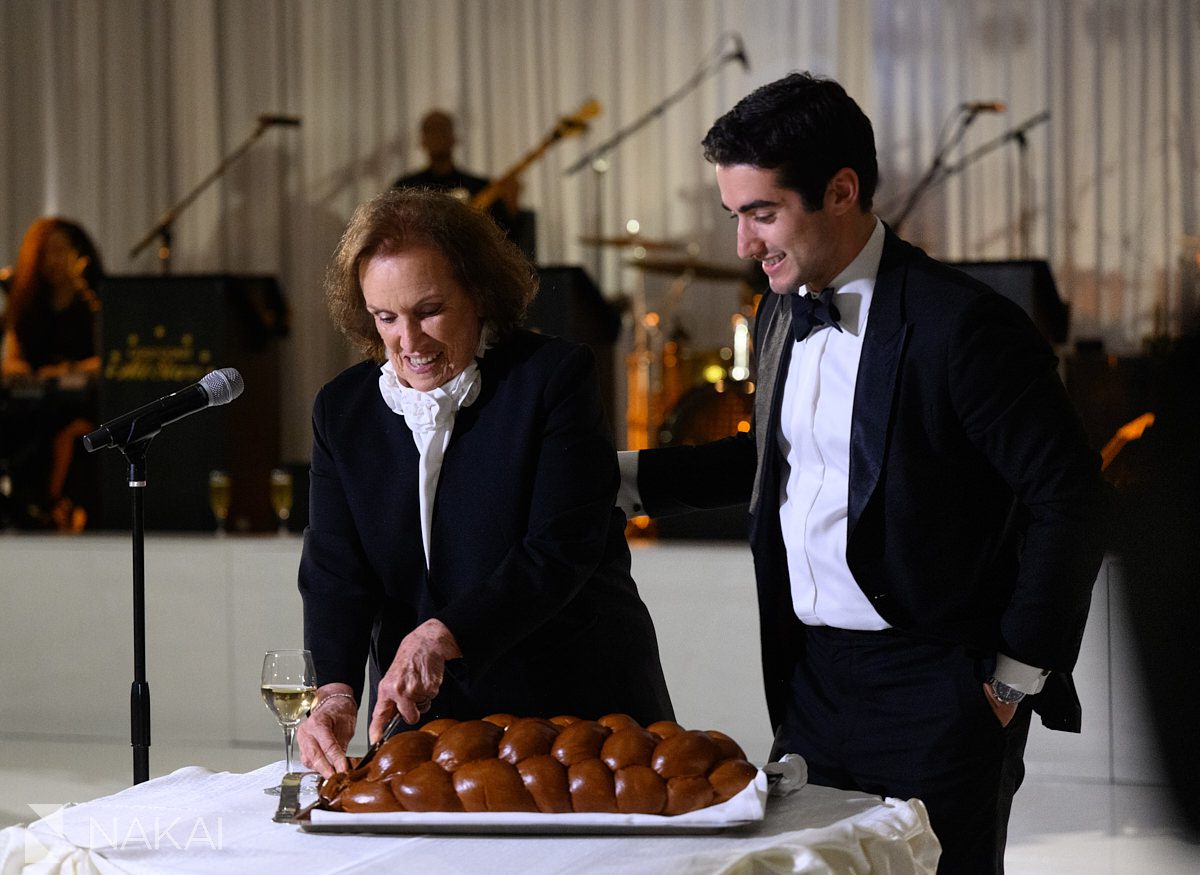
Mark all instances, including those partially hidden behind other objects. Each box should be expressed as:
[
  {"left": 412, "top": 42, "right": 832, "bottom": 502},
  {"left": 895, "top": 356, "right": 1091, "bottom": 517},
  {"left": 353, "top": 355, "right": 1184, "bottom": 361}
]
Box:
[{"left": 987, "top": 677, "right": 1026, "bottom": 705}]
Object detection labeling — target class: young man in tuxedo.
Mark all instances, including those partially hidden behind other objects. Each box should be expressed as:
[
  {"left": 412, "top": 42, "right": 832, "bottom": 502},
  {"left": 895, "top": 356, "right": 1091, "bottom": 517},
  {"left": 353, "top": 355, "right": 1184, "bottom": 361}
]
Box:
[{"left": 620, "top": 72, "right": 1108, "bottom": 873}]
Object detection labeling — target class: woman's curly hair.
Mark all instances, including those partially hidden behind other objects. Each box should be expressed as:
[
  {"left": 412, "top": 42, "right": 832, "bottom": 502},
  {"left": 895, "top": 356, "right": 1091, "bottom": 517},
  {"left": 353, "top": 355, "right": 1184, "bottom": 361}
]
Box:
[
  {"left": 325, "top": 187, "right": 538, "bottom": 362},
  {"left": 7, "top": 217, "right": 105, "bottom": 334}
]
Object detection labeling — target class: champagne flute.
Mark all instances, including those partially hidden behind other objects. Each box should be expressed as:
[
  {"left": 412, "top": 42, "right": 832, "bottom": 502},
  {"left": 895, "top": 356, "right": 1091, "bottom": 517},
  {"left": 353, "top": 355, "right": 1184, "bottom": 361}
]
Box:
[
  {"left": 208, "top": 469, "right": 231, "bottom": 536},
  {"left": 269, "top": 468, "right": 293, "bottom": 536},
  {"left": 261, "top": 649, "right": 316, "bottom": 793}
]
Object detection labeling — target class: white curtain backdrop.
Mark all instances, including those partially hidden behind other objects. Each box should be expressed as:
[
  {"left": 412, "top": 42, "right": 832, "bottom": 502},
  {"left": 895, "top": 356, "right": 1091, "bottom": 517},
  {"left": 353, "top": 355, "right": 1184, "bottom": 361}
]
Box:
[{"left": 1, "top": 0, "right": 1195, "bottom": 459}]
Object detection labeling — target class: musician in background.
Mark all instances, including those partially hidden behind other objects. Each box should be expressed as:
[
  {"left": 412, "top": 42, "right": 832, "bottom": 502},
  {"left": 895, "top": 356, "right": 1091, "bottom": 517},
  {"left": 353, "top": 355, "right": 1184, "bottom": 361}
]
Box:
[
  {"left": 393, "top": 110, "right": 534, "bottom": 261},
  {"left": 1, "top": 217, "right": 103, "bottom": 531}
]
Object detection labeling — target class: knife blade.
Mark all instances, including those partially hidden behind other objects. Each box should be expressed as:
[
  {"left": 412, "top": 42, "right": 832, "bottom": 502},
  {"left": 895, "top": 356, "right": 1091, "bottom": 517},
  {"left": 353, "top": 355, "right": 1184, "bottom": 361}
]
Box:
[
  {"left": 272, "top": 771, "right": 304, "bottom": 823},
  {"left": 354, "top": 711, "right": 404, "bottom": 772}
]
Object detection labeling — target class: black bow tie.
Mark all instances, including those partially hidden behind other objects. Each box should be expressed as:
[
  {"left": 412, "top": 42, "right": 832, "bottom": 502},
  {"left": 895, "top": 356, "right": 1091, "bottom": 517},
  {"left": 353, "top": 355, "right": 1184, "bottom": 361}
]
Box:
[{"left": 791, "top": 287, "right": 843, "bottom": 342}]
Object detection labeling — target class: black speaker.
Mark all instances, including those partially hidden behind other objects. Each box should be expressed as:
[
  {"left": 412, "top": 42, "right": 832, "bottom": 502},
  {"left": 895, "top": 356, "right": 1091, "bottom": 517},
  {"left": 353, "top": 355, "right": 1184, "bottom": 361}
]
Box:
[
  {"left": 509, "top": 209, "right": 537, "bottom": 265},
  {"left": 529, "top": 266, "right": 620, "bottom": 344},
  {"left": 93, "top": 275, "right": 285, "bottom": 532},
  {"left": 528, "top": 266, "right": 620, "bottom": 425},
  {"left": 950, "top": 259, "right": 1068, "bottom": 345}
]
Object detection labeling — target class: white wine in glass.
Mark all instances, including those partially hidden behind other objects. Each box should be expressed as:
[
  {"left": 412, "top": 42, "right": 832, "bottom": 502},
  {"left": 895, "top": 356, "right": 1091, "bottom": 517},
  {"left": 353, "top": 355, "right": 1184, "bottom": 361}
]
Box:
[
  {"left": 208, "top": 469, "right": 231, "bottom": 535},
  {"left": 261, "top": 649, "right": 316, "bottom": 793},
  {"left": 261, "top": 684, "right": 315, "bottom": 724},
  {"left": 269, "top": 468, "right": 293, "bottom": 535}
]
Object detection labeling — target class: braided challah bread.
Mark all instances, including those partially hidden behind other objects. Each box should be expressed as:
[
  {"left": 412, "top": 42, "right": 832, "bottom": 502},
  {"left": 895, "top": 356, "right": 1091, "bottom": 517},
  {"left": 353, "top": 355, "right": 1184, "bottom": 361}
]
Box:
[{"left": 318, "top": 713, "right": 758, "bottom": 815}]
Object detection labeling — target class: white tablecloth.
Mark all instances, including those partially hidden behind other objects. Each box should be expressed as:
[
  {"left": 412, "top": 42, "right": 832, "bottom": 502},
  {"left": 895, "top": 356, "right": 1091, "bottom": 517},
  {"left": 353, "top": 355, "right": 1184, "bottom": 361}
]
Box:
[{"left": 0, "top": 762, "right": 939, "bottom": 874}]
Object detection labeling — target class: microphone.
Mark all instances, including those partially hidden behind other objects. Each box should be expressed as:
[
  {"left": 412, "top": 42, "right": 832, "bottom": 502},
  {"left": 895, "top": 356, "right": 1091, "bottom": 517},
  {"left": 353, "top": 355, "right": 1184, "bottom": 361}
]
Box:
[
  {"left": 961, "top": 101, "right": 1006, "bottom": 113},
  {"left": 730, "top": 34, "right": 751, "bottom": 72},
  {"left": 83, "top": 368, "right": 244, "bottom": 452},
  {"left": 258, "top": 114, "right": 302, "bottom": 127}
]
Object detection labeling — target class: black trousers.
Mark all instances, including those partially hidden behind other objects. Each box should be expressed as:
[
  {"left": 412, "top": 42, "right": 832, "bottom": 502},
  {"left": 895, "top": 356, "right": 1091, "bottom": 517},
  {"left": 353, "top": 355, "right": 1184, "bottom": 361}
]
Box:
[{"left": 771, "top": 625, "right": 1032, "bottom": 875}]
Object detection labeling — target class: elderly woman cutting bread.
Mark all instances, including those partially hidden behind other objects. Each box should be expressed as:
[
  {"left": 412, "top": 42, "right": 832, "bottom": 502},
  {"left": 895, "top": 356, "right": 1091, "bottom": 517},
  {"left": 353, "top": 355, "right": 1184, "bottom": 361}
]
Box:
[{"left": 297, "top": 189, "right": 673, "bottom": 777}]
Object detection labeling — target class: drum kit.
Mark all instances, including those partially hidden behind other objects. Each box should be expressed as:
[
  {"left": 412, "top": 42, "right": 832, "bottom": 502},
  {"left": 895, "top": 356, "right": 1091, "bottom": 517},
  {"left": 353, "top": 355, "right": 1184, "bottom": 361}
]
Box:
[{"left": 579, "top": 232, "right": 759, "bottom": 451}]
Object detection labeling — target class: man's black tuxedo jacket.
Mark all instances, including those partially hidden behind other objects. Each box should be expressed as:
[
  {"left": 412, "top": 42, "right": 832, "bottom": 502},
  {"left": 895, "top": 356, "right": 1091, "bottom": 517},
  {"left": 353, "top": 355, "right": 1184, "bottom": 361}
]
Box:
[
  {"left": 300, "top": 331, "right": 672, "bottom": 725},
  {"left": 639, "top": 228, "right": 1108, "bottom": 732}
]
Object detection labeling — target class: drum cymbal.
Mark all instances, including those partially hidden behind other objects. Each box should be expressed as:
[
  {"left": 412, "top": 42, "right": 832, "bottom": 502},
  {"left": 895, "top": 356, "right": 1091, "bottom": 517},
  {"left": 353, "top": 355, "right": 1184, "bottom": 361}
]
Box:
[
  {"left": 578, "top": 234, "right": 684, "bottom": 251},
  {"left": 627, "top": 257, "right": 753, "bottom": 282}
]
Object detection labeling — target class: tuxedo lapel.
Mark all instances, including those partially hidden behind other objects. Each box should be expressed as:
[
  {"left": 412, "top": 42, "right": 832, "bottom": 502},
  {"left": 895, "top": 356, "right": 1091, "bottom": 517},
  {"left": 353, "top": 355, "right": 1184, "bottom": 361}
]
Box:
[
  {"left": 847, "top": 230, "right": 911, "bottom": 537},
  {"left": 750, "top": 292, "right": 795, "bottom": 513},
  {"left": 751, "top": 230, "right": 914, "bottom": 533}
]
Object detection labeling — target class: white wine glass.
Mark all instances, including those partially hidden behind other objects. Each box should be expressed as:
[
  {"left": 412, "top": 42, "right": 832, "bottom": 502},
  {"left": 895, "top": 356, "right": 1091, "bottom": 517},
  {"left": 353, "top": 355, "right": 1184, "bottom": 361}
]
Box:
[
  {"left": 261, "top": 649, "right": 316, "bottom": 794},
  {"left": 208, "top": 469, "right": 231, "bottom": 536},
  {"left": 269, "top": 468, "right": 293, "bottom": 536}
]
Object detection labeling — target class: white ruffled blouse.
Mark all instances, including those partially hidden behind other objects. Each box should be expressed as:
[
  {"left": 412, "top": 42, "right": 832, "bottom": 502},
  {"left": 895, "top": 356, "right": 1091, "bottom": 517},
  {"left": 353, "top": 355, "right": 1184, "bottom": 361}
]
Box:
[{"left": 377, "top": 329, "right": 491, "bottom": 569}]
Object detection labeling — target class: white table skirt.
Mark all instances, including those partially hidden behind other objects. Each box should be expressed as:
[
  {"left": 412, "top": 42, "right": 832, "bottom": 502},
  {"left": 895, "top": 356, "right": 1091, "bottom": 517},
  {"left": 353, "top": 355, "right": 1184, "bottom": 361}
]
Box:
[{"left": 0, "top": 762, "right": 939, "bottom": 874}]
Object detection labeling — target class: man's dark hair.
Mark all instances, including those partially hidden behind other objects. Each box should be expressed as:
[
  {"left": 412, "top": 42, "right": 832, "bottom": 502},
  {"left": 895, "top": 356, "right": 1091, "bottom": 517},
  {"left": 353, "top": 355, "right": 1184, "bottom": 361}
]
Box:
[{"left": 701, "top": 71, "right": 878, "bottom": 212}]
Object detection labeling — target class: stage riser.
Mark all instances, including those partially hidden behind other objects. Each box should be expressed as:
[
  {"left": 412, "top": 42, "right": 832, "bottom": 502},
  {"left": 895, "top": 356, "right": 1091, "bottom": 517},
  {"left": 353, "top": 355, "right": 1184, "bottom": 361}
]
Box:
[{"left": 0, "top": 537, "right": 1159, "bottom": 785}]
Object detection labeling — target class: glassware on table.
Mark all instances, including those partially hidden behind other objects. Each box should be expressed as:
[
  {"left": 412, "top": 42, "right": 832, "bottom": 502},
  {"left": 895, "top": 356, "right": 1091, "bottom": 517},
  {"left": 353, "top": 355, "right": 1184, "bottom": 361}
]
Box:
[
  {"left": 269, "top": 468, "right": 293, "bottom": 535},
  {"left": 260, "top": 649, "right": 316, "bottom": 794},
  {"left": 208, "top": 469, "right": 231, "bottom": 535}
]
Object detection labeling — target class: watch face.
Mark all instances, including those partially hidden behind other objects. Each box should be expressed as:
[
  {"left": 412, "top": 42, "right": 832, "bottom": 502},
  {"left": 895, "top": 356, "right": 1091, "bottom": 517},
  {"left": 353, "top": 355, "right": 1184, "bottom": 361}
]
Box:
[{"left": 990, "top": 680, "right": 1025, "bottom": 704}]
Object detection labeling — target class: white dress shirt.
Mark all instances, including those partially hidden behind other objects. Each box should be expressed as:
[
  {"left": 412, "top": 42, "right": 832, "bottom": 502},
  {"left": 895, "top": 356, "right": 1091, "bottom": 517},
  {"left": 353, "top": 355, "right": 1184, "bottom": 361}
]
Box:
[
  {"left": 377, "top": 328, "right": 492, "bottom": 569},
  {"left": 774, "top": 218, "right": 1044, "bottom": 693},
  {"left": 778, "top": 218, "right": 888, "bottom": 630}
]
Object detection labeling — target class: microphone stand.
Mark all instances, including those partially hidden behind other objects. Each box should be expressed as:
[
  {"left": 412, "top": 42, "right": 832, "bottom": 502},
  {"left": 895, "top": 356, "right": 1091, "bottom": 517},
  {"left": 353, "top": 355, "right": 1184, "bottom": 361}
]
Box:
[
  {"left": 893, "top": 107, "right": 983, "bottom": 235},
  {"left": 84, "top": 367, "right": 242, "bottom": 784},
  {"left": 121, "top": 436, "right": 154, "bottom": 784},
  {"left": 938, "top": 111, "right": 1051, "bottom": 258},
  {"left": 128, "top": 117, "right": 287, "bottom": 273},
  {"left": 563, "top": 44, "right": 745, "bottom": 293},
  {"left": 562, "top": 49, "right": 744, "bottom": 177},
  {"left": 939, "top": 111, "right": 1051, "bottom": 178},
  {"left": 87, "top": 421, "right": 162, "bottom": 784}
]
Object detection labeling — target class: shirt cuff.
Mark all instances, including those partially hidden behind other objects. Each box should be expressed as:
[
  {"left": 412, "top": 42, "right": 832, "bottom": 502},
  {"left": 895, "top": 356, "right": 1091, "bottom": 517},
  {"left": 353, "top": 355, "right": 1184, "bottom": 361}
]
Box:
[
  {"left": 994, "top": 653, "right": 1050, "bottom": 695},
  {"left": 616, "top": 450, "right": 644, "bottom": 516}
]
